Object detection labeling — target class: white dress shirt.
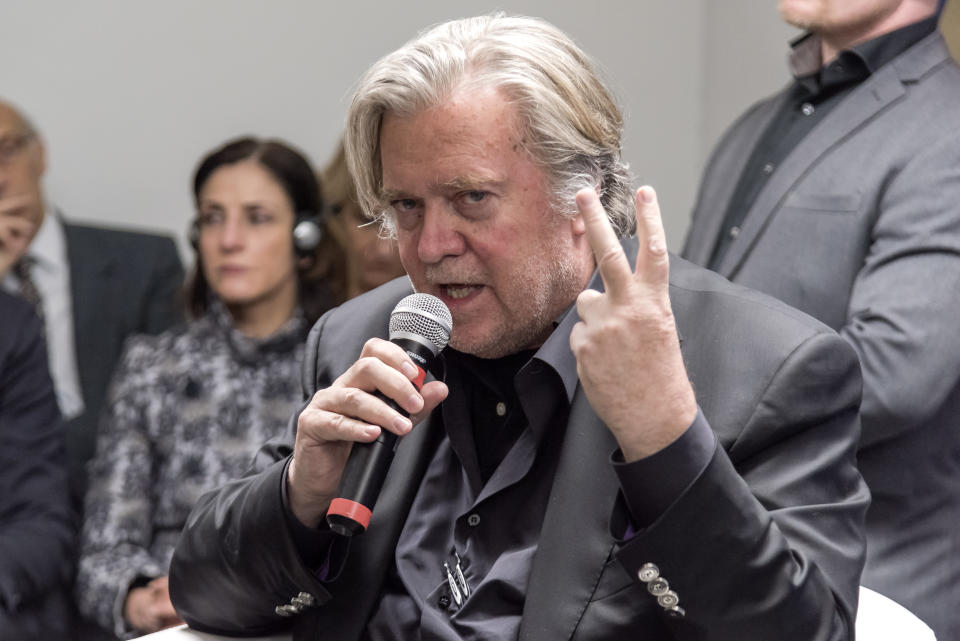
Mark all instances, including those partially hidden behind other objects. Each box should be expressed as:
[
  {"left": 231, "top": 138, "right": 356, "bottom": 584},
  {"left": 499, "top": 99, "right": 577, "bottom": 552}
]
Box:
[{"left": 2, "top": 205, "right": 85, "bottom": 420}]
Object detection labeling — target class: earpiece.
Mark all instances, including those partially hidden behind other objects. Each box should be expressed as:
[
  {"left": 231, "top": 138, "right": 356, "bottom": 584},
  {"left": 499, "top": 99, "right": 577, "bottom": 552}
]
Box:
[{"left": 292, "top": 215, "right": 323, "bottom": 254}]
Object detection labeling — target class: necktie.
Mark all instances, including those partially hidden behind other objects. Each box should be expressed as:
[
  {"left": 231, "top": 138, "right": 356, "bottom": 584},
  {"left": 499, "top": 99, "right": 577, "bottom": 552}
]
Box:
[{"left": 13, "top": 257, "right": 44, "bottom": 323}]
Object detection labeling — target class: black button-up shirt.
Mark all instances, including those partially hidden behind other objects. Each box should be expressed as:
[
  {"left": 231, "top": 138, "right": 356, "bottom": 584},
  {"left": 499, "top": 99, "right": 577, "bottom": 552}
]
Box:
[
  {"left": 286, "top": 285, "right": 716, "bottom": 640},
  {"left": 707, "top": 16, "right": 938, "bottom": 269}
]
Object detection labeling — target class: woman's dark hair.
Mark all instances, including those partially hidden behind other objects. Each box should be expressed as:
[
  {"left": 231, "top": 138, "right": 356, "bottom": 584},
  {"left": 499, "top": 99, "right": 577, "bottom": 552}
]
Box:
[{"left": 185, "top": 136, "right": 348, "bottom": 325}]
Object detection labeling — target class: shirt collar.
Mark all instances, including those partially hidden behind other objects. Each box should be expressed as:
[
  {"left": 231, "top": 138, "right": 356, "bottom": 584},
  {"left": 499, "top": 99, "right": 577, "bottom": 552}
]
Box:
[
  {"left": 789, "top": 16, "right": 938, "bottom": 80},
  {"left": 206, "top": 296, "right": 307, "bottom": 364}
]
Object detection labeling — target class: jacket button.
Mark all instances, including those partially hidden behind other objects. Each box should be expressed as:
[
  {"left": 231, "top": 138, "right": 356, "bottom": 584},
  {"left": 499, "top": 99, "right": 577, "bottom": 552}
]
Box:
[
  {"left": 647, "top": 577, "right": 670, "bottom": 597},
  {"left": 657, "top": 590, "right": 680, "bottom": 608},
  {"left": 293, "top": 592, "right": 315, "bottom": 607},
  {"left": 637, "top": 563, "right": 660, "bottom": 583},
  {"left": 275, "top": 604, "right": 298, "bottom": 617},
  {"left": 467, "top": 513, "right": 481, "bottom": 527},
  {"left": 667, "top": 605, "right": 686, "bottom": 618}
]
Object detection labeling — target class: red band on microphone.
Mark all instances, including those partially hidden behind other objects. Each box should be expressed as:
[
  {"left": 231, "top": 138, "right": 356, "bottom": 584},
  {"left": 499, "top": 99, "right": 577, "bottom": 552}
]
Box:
[
  {"left": 327, "top": 498, "right": 372, "bottom": 530},
  {"left": 412, "top": 366, "right": 427, "bottom": 390}
]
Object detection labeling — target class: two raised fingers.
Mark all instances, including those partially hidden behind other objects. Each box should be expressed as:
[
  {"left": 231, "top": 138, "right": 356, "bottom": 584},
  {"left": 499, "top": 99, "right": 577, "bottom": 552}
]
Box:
[{"left": 575, "top": 185, "right": 670, "bottom": 298}]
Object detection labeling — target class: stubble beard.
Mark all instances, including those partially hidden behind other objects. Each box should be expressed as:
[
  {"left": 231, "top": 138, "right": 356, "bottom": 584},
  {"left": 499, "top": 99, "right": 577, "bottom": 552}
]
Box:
[{"left": 449, "top": 237, "right": 586, "bottom": 359}]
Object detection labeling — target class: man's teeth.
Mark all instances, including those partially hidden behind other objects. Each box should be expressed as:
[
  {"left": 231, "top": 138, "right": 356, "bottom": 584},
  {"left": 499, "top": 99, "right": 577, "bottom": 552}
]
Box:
[{"left": 445, "top": 285, "right": 478, "bottom": 299}]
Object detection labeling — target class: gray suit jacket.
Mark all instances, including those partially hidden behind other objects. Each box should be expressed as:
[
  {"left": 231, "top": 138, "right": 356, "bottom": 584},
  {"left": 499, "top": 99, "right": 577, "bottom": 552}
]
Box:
[
  {"left": 61, "top": 219, "right": 184, "bottom": 502},
  {"left": 683, "top": 31, "right": 960, "bottom": 638},
  {"left": 171, "top": 244, "right": 869, "bottom": 641}
]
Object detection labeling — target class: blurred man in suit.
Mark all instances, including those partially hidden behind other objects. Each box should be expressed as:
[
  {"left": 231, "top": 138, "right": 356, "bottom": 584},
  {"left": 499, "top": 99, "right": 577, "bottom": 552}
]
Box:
[
  {"left": 0, "top": 98, "right": 185, "bottom": 505},
  {"left": 682, "top": 1, "right": 960, "bottom": 636},
  {"left": 0, "top": 291, "right": 75, "bottom": 639}
]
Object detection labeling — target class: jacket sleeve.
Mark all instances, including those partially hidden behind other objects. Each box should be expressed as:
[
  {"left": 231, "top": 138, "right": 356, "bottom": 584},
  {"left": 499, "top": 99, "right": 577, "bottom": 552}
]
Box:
[
  {"left": 75, "top": 340, "right": 168, "bottom": 636},
  {"left": 615, "top": 329, "right": 868, "bottom": 641},
  {"left": 839, "top": 134, "right": 960, "bottom": 447},
  {"left": 0, "top": 306, "right": 75, "bottom": 616}
]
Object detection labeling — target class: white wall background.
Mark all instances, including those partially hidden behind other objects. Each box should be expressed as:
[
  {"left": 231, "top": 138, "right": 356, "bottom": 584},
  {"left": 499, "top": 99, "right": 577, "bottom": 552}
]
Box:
[{"left": 0, "top": 1, "right": 796, "bottom": 256}]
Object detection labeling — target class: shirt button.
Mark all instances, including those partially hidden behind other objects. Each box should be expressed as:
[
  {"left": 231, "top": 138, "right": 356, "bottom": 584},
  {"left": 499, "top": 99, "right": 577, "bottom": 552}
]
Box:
[
  {"left": 762, "top": 162, "right": 775, "bottom": 174},
  {"left": 467, "top": 513, "right": 481, "bottom": 527},
  {"left": 728, "top": 226, "right": 740, "bottom": 239},
  {"left": 495, "top": 401, "right": 507, "bottom": 417},
  {"left": 801, "top": 102, "right": 815, "bottom": 116}
]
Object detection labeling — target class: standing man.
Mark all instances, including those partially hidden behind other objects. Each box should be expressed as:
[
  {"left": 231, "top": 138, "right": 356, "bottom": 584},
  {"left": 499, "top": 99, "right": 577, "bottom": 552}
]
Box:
[
  {"left": 0, "top": 99, "right": 184, "bottom": 504},
  {"left": 170, "top": 15, "right": 869, "bottom": 641},
  {"left": 682, "top": 1, "right": 960, "bottom": 637}
]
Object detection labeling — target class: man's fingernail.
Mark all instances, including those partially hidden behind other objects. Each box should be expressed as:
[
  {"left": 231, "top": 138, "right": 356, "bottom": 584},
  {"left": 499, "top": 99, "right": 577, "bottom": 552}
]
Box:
[
  {"left": 401, "top": 362, "right": 418, "bottom": 379},
  {"left": 393, "top": 415, "right": 413, "bottom": 433},
  {"left": 407, "top": 394, "right": 424, "bottom": 412},
  {"left": 639, "top": 187, "right": 654, "bottom": 203}
]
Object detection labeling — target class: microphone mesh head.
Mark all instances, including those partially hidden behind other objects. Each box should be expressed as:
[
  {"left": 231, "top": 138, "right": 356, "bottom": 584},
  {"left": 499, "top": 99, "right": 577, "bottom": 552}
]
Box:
[{"left": 389, "top": 293, "right": 453, "bottom": 353}]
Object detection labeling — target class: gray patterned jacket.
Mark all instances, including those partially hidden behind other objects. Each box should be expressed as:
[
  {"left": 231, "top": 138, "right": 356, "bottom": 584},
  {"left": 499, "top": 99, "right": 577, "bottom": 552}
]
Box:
[{"left": 76, "top": 301, "right": 307, "bottom": 637}]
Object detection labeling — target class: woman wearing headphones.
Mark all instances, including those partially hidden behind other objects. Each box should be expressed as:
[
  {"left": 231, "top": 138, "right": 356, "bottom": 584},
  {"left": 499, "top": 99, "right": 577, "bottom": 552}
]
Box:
[{"left": 76, "top": 137, "right": 345, "bottom": 638}]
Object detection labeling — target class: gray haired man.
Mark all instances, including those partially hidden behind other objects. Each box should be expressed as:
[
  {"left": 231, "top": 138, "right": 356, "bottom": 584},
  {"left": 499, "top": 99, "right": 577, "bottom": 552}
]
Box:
[{"left": 171, "top": 15, "right": 868, "bottom": 641}]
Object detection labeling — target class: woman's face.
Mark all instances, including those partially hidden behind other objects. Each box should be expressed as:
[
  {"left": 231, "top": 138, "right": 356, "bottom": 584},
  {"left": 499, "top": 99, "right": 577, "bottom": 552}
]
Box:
[
  {"left": 196, "top": 160, "right": 298, "bottom": 315},
  {"left": 342, "top": 203, "right": 406, "bottom": 294}
]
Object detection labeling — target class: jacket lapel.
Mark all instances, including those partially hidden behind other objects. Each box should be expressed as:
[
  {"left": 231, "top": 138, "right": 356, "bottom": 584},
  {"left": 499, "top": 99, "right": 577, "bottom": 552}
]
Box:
[
  {"left": 683, "top": 95, "right": 785, "bottom": 266},
  {"left": 63, "top": 221, "right": 119, "bottom": 402},
  {"left": 518, "top": 385, "right": 620, "bottom": 641},
  {"left": 715, "top": 52, "right": 921, "bottom": 277}
]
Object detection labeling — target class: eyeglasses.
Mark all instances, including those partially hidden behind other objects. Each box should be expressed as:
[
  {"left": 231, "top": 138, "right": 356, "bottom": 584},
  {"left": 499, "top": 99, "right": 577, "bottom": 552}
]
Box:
[{"left": 0, "top": 132, "right": 35, "bottom": 166}]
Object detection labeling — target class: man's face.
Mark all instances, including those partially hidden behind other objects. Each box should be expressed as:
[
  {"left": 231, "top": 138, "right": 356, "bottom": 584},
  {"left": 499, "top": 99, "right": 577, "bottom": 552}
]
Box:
[
  {"left": 0, "top": 103, "right": 46, "bottom": 275},
  {"left": 0, "top": 104, "right": 45, "bottom": 227},
  {"left": 778, "top": 0, "right": 905, "bottom": 35},
  {"left": 379, "top": 86, "right": 594, "bottom": 359}
]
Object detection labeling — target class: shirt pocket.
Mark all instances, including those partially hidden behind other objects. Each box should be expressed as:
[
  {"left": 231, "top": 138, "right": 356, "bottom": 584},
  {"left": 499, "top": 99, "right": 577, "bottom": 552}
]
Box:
[{"left": 781, "top": 191, "right": 861, "bottom": 213}]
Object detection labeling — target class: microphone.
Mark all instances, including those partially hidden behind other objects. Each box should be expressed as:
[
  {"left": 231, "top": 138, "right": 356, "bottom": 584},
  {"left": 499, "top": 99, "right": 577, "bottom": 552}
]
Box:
[{"left": 326, "top": 293, "right": 452, "bottom": 537}]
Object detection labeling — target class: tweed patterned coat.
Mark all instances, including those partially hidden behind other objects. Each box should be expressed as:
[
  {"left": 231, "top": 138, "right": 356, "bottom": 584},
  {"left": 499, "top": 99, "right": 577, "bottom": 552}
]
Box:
[{"left": 76, "top": 301, "right": 307, "bottom": 637}]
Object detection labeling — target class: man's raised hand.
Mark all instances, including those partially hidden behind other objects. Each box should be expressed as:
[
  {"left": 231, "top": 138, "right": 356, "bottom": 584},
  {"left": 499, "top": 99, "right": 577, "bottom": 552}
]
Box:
[{"left": 569, "top": 186, "right": 696, "bottom": 461}]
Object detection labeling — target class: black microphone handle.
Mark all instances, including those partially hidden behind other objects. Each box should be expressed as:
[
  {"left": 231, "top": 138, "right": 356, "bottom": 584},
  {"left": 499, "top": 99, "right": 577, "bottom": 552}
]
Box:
[{"left": 326, "top": 337, "right": 436, "bottom": 536}]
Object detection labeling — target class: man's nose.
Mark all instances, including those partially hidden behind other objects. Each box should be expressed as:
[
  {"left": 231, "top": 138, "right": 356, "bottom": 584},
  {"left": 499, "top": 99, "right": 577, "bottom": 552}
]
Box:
[{"left": 417, "top": 204, "right": 465, "bottom": 264}]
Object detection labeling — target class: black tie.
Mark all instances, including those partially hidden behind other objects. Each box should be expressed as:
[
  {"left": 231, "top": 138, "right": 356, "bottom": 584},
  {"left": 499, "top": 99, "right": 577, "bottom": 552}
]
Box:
[{"left": 13, "top": 257, "right": 44, "bottom": 323}]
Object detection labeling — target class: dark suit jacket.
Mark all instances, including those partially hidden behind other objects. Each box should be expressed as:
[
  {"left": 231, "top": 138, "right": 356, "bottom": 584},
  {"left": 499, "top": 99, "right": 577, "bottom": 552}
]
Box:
[
  {"left": 61, "top": 218, "right": 185, "bottom": 504},
  {"left": 682, "top": 31, "right": 960, "bottom": 638},
  {"left": 0, "top": 291, "right": 75, "bottom": 639},
  {"left": 170, "top": 240, "right": 869, "bottom": 641}
]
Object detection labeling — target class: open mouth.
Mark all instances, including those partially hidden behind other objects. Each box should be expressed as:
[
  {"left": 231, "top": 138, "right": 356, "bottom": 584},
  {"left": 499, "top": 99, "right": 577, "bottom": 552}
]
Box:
[{"left": 442, "top": 284, "right": 482, "bottom": 300}]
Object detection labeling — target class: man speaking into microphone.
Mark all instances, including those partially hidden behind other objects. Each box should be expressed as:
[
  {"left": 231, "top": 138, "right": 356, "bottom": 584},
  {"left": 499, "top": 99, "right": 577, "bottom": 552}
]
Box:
[{"left": 170, "top": 14, "right": 868, "bottom": 641}]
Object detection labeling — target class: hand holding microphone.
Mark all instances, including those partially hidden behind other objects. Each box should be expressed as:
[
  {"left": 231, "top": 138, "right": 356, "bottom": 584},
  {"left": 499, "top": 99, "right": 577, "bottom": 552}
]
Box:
[{"left": 286, "top": 294, "right": 452, "bottom": 532}]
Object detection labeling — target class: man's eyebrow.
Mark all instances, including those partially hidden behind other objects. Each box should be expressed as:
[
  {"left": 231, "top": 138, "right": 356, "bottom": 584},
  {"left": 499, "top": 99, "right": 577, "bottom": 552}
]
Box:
[
  {"left": 380, "top": 175, "right": 505, "bottom": 201},
  {"left": 379, "top": 188, "right": 405, "bottom": 202},
  {"left": 441, "top": 175, "right": 505, "bottom": 191}
]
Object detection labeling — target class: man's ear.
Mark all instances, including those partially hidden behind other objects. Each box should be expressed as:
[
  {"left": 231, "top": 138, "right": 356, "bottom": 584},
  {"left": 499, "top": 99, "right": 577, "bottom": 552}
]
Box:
[{"left": 571, "top": 210, "right": 587, "bottom": 236}]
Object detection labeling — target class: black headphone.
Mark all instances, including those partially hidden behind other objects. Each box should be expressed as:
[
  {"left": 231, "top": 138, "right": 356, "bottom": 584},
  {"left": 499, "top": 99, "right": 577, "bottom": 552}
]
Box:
[{"left": 189, "top": 211, "right": 323, "bottom": 256}]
